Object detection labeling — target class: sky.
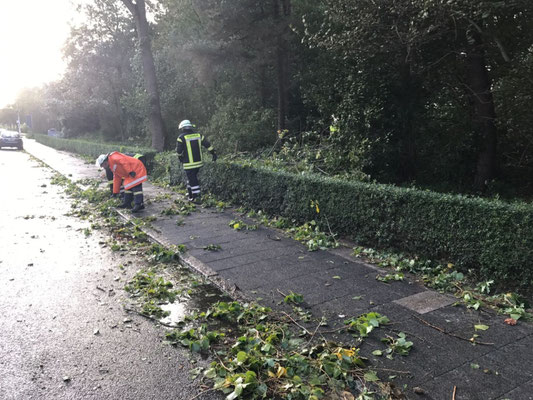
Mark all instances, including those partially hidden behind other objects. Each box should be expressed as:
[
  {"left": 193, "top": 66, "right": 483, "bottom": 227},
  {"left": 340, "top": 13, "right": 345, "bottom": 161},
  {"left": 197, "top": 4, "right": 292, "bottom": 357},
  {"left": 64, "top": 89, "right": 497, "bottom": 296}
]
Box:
[{"left": 0, "top": 0, "right": 81, "bottom": 108}]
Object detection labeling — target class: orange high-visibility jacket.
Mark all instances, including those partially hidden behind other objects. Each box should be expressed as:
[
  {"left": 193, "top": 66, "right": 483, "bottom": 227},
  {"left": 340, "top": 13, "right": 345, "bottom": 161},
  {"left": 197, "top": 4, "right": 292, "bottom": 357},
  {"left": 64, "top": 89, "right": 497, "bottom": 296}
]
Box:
[{"left": 107, "top": 152, "right": 147, "bottom": 194}]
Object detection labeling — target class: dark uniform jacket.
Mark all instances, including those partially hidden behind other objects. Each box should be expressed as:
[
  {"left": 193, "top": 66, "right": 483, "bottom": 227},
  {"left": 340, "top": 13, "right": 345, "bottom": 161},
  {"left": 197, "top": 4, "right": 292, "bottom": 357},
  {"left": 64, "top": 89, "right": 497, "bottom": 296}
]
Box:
[{"left": 176, "top": 130, "right": 214, "bottom": 169}]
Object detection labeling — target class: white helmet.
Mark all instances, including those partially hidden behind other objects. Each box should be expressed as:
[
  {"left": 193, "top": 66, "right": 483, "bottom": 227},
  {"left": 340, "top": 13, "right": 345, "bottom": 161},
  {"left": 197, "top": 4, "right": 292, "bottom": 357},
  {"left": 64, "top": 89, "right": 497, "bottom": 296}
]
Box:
[
  {"left": 179, "top": 119, "right": 193, "bottom": 130},
  {"left": 95, "top": 154, "right": 108, "bottom": 167}
]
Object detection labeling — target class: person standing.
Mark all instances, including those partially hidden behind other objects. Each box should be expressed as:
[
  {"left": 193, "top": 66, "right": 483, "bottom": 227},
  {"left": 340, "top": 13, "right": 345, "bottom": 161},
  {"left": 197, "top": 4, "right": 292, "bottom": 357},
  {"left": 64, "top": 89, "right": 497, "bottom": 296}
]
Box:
[
  {"left": 96, "top": 152, "right": 147, "bottom": 212},
  {"left": 176, "top": 120, "right": 217, "bottom": 202}
]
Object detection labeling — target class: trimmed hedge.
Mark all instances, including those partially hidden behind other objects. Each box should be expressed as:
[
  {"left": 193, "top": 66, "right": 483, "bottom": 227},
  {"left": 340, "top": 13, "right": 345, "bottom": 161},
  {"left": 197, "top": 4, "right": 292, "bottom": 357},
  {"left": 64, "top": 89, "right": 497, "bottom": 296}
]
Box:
[
  {"left": 171, "top": 160, "right": 533, "bottom": 286},
  {"left": 32, "top": 134, "right": 157, "bottom": 172}
]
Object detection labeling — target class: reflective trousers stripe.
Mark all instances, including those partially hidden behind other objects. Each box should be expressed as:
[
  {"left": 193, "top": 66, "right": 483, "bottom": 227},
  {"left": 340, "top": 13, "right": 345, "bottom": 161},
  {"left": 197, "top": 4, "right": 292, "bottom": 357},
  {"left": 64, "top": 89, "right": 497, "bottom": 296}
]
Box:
[{"left": 183, "top": 162, "right": 203, "bottom": 169}]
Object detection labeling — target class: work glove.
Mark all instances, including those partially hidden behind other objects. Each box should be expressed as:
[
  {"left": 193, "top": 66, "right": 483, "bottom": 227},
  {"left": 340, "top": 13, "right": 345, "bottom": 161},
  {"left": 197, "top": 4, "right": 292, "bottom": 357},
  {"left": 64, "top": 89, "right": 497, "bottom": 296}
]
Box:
[
  {"left": 211, "top": 151, "right": 217, "bottom": 162},
  {"left": 129, "top": 171, "right": 136, "bottom": 177}
]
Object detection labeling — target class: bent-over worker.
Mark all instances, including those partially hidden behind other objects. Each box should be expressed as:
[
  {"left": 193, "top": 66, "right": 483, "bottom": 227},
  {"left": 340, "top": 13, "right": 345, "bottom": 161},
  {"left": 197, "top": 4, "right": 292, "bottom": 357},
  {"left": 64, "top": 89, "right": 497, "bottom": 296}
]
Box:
[{"left": 96, "top": 152, "right": 147, "bottom": 212}]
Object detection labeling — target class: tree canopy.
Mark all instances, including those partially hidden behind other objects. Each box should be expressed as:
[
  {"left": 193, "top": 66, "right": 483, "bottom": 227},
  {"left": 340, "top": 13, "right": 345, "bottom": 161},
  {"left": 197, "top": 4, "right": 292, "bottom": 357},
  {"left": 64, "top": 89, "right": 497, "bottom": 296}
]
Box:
[{"left": 10, "top": 0, "right": 533, "bottom": 196}]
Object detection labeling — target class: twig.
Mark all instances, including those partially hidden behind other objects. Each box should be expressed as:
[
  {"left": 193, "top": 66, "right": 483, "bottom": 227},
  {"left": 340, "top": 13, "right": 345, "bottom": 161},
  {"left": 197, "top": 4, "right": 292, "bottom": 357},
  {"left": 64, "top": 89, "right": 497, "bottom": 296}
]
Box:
[
  {"left": 373, "top": 367, "right": 411, "bottom": 375},
  {"left": 314, "top": 165, "right": 330, "bottom": 176},
  {"left": 305, "top": 320, "right": 324, "bottom": 346},
  {"left": 282, "top": 311, "right": 312, "bottom": 336},
  {"left": 452, "top": 385, "right": 457, "bottom": 400},
  {"left": 264, "top": 137, "right": 282, "bottom": 158},
  {"left": 215, "top": 354, "right": 232, "bottom": 373},
  {"left": 126, "top": 308, "right": 178, "bottom": 328},
  {"left": 189, "top": 387, "right": 218, "bottom": 400},
  {"left": 323, "top": 216, "right": 338, "bottom": 247},
  {"left": 315, "top": 326, "right": 346, "bottom": 334},
  {"left": 413, "top": 315, "right": 494, "bottom": 346}
]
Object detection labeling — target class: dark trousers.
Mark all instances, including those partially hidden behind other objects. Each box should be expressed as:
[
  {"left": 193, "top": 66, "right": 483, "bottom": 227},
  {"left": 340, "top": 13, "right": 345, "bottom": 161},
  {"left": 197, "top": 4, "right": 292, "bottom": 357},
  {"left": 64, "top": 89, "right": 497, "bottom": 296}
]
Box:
[
  {"left": 105, "top": 167, "right": 124, "bottom": 195},
  {"left": 185, "top": 168, "right": 201, "bottom": 199},
  {"left": 123, "top": 184, "right": 143, "bottom": 206}
]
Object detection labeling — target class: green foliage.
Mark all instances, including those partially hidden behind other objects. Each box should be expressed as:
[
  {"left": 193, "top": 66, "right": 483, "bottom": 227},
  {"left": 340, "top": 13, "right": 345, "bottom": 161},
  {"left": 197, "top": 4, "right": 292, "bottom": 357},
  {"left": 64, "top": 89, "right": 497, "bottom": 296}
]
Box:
[
  {"left": 32, "top": 134, "right": 156, "bottom": 172},
  {"left": 283, "top": 291, "right": 304, "bottom": 305},
  {"left": 229, "top": 220, "right": 257, "bottom": 231},
  {"left": 166, "top": 324, "right": 225, "bottom": 353},
  {"left": 204, "top": 96, "right": 277, "bottom": 154},
  {"left": 380, "top": 332, "right": 414, "bottom": 358},
  {"left": 203, "top": 244, "right": 222, "bottom": 251},
  {"left": 287, "top": 220, "right": 338, "bottom": 251},
  {"left": 189, "top": 161, "right": 533, "bottom": 289},
  {"left": 375, "top": 273, "right": 404, "bottom": 283},
  {"left": 344, "top": 313, "right": 390, "bottom": 338},
  {"left": 173, "top": 300, "right": 377, "bottom": 399},
  {"left": 147, "top": 244, "right": 180, "bottom": 263},
  {"left": 125, "top": 270, "right": 176, "bottom": 304},
  {"left": 353, "top": 246, "right": 533, "bottom": 320}
]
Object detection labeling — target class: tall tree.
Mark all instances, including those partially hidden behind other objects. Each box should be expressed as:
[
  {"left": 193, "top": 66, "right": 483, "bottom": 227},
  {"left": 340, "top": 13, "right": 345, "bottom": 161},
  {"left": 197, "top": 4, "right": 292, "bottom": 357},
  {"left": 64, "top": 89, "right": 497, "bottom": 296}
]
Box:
[
  {"left": 274, "top": 0, "right": 291, "bottom": 132},
  {"left": 120, "top": 0, "right": 166, "bottom": 150}
]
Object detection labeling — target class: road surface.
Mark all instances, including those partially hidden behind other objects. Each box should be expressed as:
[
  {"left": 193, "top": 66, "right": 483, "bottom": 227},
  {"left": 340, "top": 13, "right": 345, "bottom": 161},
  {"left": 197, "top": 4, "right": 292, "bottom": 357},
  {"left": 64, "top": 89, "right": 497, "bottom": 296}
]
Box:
[{"left": 0, "top": 147, "right": 220, "bottom": 399}]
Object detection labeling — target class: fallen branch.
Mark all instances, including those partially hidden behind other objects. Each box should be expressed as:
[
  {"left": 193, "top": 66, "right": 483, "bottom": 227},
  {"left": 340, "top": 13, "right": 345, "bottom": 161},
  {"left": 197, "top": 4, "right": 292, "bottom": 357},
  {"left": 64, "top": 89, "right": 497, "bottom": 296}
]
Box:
[
  {"left": 413, "top": 315, "right": 494, "bottom": 346},
  {"left": 282, "top": 311, "right": 312, "bottom": 336},
  {"left": 125, "top": 307, "right": 178, "bottom": 328}
]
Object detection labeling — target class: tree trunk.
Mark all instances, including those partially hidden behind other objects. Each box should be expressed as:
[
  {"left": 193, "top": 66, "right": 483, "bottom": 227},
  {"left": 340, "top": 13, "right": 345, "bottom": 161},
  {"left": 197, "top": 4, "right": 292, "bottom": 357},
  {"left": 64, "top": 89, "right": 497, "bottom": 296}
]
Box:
[
  {"left": 121, "top": 0, "right": 166, "bottom": 151},
  {"left": 466, "top": 29, "right": 498, "bottom": 191},
  {"left": 398, "top": 61, "right": 417, "bottom": 182},
  {"left": 276, "top": 39, "right": 289, "bottom": 132},
  {"left": 274, "top": 0, "right": 291, "bottom": 133}
]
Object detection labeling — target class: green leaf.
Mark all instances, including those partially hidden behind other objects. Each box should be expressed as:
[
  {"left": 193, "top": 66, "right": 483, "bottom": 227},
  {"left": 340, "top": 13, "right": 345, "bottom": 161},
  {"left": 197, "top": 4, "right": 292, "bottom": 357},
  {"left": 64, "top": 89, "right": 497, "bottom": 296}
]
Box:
[
  {"left": 474, "top": 324, "right": 489, "bottom": 331},
  {"left": 236, "top": 351, "right": 248, "bottom": 363},
  {"left": 332, "top": 276, "right": 341, "bottom": 280},
  {"left": 364, "top": 371, "right": 379, "bottom": 382},
  {"left": 372, "top": 350, "right": 383, "bottom": 356},
  {"left": 470, "top": 363, "right": 480, "bottom": 369},
  {"left": 204, "top": 368, "right": 217, "bottom": 379}
]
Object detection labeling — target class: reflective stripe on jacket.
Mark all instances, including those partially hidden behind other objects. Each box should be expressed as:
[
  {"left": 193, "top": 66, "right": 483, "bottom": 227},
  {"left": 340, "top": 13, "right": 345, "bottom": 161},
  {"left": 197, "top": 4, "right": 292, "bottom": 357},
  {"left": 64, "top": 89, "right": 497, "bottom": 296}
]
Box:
[
  {"left": 176, "top": 132, "right": 212, "bottom": 170},
  {"left": 107, "top": 152, "right": 147, "bottom": 193}
]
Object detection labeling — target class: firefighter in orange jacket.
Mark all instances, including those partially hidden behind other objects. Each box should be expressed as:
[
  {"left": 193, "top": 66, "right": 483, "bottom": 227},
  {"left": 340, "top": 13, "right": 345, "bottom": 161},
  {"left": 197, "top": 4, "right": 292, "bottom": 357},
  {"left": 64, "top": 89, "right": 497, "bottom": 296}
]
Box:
[{"left": 96, "top": 152, "right": 147, "bottom": 212}]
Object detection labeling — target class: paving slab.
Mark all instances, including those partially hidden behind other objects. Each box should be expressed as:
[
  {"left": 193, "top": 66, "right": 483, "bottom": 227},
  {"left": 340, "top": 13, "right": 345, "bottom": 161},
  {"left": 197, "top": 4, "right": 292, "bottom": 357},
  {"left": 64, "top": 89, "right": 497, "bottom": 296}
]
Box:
[
  {"left": 421, "top": 362, "right": 516, "bottom": 400},
  {"left": 394, "top": 290, "right": 456, "bottom": 314},
  {"left": 497, "top": 379, "right": 533, "bottom": 400}
]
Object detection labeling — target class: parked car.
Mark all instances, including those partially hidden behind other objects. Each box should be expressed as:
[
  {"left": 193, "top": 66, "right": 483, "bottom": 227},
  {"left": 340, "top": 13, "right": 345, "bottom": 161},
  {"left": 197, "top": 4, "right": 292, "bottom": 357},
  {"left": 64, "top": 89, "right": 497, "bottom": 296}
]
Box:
[{"left": 0, "top": 130, "right": 23, "bottom": 150}]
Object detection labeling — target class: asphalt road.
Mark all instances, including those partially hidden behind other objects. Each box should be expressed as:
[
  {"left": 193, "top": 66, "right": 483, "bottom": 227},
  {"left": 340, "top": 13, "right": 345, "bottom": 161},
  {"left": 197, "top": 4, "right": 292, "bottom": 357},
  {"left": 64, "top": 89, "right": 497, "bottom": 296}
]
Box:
[{"left": 0, "top": 148, "right": 220, "bottom": 399}]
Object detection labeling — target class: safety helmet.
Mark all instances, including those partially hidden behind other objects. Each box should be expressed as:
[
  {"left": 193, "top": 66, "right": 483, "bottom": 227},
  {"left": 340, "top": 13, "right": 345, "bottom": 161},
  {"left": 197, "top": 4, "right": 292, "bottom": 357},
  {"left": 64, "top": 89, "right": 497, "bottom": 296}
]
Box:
[
  {"left": 95, "top": 154, "right": 108, "bottom": 167},
  {"left": 179, "top": 119, "right": 193, "bottom": 130}
]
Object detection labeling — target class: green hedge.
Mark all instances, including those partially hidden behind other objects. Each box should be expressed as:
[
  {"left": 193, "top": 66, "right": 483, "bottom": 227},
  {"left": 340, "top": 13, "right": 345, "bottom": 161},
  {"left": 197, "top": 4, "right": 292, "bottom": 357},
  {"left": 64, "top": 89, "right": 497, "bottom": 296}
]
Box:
[
  {"left": 171, "top": 160, "right": 533, "bottom": 286},
  {"left": 32, "top": 134, "right": 157, "bottom": 172}
]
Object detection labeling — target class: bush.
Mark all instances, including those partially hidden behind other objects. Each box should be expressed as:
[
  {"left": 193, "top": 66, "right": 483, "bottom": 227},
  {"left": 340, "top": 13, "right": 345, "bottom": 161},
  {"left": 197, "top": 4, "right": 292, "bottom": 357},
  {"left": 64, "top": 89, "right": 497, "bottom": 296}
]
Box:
[
  {"left": 32, "top": 134, "right": 157, "bottom": 173},
  {"left": 172, "top": 160, "right": 533, "bottom": 288},
  {"left": 203, "top": 97, "right": 276, "bottom": 154}
]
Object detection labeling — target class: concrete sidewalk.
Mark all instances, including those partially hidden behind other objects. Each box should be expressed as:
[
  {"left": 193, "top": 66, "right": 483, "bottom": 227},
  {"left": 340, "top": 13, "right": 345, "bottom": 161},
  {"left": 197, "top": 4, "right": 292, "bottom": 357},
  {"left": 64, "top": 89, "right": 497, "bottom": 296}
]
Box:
[{"left": 25, "top": 139, "right": 533, "bottom": 400}]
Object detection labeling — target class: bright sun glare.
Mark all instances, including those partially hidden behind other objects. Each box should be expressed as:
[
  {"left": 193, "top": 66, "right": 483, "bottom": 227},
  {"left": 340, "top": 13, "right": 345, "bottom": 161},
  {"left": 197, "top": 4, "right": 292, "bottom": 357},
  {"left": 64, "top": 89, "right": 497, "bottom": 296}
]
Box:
[{"left": 0, "top": 0, "right": 80, "bottom": 108}]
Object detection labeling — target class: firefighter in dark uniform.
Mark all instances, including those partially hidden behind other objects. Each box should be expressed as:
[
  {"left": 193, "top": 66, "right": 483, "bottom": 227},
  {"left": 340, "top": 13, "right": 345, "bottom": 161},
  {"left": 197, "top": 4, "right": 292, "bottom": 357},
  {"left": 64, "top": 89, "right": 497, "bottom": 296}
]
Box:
[{"left": 176, "top": 120, "right": 217, "bottom": 202}]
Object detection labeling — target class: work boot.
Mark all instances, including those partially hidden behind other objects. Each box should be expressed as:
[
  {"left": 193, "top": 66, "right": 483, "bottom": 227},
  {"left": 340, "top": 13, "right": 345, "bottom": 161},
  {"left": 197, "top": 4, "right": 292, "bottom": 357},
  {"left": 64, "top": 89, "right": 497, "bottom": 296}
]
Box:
[
  {"left": 117, "top": 202, "right": 132, "bottom": 209},
  {"left": 131, "top": 203, "right": 145, "bottom": 213}
]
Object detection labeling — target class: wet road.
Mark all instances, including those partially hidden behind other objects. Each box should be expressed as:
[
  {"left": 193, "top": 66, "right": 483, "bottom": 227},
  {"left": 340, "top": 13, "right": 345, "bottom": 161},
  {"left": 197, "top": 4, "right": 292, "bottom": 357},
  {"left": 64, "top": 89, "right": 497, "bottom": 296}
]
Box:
[{"left": 0, "top": 148, "right": 219, "bottom": 399}]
